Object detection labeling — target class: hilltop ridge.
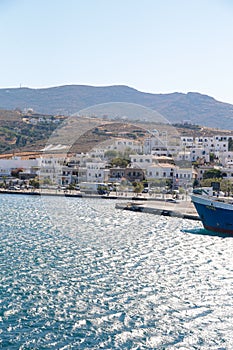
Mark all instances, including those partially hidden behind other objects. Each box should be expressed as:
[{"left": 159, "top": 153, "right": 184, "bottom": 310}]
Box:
[{"left": 0, "top": 85, "right": 232, "bottom": 130}]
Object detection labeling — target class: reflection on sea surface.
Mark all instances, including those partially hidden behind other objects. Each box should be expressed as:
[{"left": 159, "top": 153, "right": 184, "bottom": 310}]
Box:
[
  {"left": 1, "top": 194, "right": 233, "bottom": 349},
  {"left": 182, "top": 227, "right": 233, "bottom": 238}
]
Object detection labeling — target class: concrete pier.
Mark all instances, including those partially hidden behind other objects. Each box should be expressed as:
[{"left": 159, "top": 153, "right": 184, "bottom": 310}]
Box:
[
  {"left": 115, "top": 200, "right": 200, "bottom": 221},
  {"left": 0, "top": 188, "right": 200, "bottom": 221}
]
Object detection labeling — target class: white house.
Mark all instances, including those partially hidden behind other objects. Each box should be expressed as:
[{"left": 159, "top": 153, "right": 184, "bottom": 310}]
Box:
[
  {"left": 143, "top": 134, "right": 168, "bottom": 155},
  {"left": 190, "top": 147, "right": 209, "bottom": 163},
  {"left": 39, "top": 157, "right": 64, "bottom": 184},
  {"left": 86, "top": 161, "right": 109, "bottom": 183},
  {"left": 180, "top": 136, "right": 194, "bottom": 148},
  {"left": 146, "top": 162, "right": 193, "bottom": 188},
  {"left": 0, "top": 156, "right": 41, "bottom": 177},
  {"left": 219, "top": 164, "right": 233, "bottom": 180},
  {"left": 146, "top": 163, "right": 175, "bottom": 180},
  {"left": 194, "top": 135, "right": 230, "bottom": 153},
  {"left": 94, "top": 138, "right": 143, "bottom": 156},
  {"left": 215, "top": 151, "right": 233, "bottom": 166},
  {"left": 173, "top": 167, "right": 193, "bottom": 187},
  {"left": 174, "top": 151, "right": 192, "bottom": 162}
]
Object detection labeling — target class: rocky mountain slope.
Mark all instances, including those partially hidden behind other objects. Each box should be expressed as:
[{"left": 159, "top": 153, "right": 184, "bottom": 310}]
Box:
[{"left": 0, "top": 85, "right": 232, "bottom": 129}]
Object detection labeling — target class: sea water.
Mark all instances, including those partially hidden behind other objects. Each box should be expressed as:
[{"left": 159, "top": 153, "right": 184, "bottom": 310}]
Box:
[{"left": 0, "top": 194, "right": 233, "bottom": 349}]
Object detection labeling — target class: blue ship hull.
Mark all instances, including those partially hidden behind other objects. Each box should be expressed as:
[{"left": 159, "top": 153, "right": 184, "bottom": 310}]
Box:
[{"left": 191, "top": 194, "right": 233, "bottom": 234}]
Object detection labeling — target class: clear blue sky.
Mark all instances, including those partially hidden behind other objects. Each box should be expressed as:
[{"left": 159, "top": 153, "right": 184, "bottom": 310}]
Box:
[{"left": 1, "top": 0, "right": 233, "bottom": 103}]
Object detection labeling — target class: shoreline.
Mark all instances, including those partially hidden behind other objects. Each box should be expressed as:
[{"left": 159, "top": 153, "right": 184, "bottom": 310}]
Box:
[
  {"left": 0, "top": 188, "right": 181, "bottom": 201},
  {"left": 0, "top": 188, "right": 200, "bottom": 221}
]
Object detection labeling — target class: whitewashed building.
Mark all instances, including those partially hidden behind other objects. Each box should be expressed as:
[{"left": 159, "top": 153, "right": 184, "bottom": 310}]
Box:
[
  {"left": 39, "top": 157, "right": 64, "bottom": 184},
  {"left": 86, "top": 161, "right": 109, "bottom": 183},
  {"left": 109, "top": 139, "right": 143, "bottom": 153},
  {"left": 215, "top": 151, "right": 233, "bottom": 167},
  {"left": 146, "top": 163, "right": 193, "bottom": 187},
  {"left": 146, "top": 163, "right": 175, "bottom": 180},
  {"left": 0, "top": 156, "right": 41, "bottom": 177},
  {"left": 143, "top": 134, "right": 168, "bottom": 155},
  {"left": 173, "top": 167, "right": 193, "bottom": 187}
]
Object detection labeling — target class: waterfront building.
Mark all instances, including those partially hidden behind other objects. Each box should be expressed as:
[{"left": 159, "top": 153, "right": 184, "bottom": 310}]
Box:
[
  {"left": 173, "top": 167, "right": 193, "bottom": 188},
  {"left": 146, "top": 163, "right": 193, "bottom": 188},
  {"left": 146, "top": 163, "right": 175, "bottom": 180},
  {"left": 39, "top": 157, "right": 64, "bottom": 185},
  {"left": 0, "top": 156, "right": 41, "bottom": 178},
  {"left": 108, "top": 166, "right": 145, "bottom": 183},
  {"left": 86, "top": 161, "right": 109, "bottom": 183}
]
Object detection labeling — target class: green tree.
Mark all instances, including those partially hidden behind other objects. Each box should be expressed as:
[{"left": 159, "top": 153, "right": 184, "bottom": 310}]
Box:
[
  {"left": 228, "top": 137, "right": 233, "bottom": 151},
  {"left": 29, "top": 178, "right": 40, "bottom": 189},
  {"left": 148, "top": 179, "right": 167, "bottom": 188},
  {"left": 110, "top": 157, "right": 130, "bottom": 168},
  {"left": 104, "top": 150, "right": 118, "bottom": 160},
  {"left": 193, "top": 178, "right": 199, "bottom": 188},
  {"left": 200, "top": 178, "right": 221, "bottom": 187},
  {"left": 165, "top": 179, "right": 172, "bottom": 190},
  {"left": 122, "top": 147, "right": 135, "bottom": 160},
  {"left": 209, "top": 153, "right": 215, "bottom": 162},
  {"left": 203, "top": 169, "right": 222, "bottom": 179},
  {"left": 220, "top": 179, "right": 233, "bottom": 195},
  {"left": 133, "top": 181, "right": 144, "bottom": 194},
  {"left": 97, "top": 184, "right": 109, "bottom": 195},
  {"left": 43, "top": 177, "right": 53, "bottom": 185}
]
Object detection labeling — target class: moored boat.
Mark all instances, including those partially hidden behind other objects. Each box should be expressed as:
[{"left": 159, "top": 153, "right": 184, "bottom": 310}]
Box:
[{"left": 191, "top": 191, "right": 233, "bottom": 234}]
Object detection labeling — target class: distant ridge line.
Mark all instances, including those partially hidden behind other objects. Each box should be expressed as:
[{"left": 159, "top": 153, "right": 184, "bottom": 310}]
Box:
[{"left": 0, "top": 85, "right": 232, "bottom": 129}]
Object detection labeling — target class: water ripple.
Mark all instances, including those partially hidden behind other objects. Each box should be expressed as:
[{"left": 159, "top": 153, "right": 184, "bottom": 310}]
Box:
[{"left": 0, "top": 194, "right": 233, "bottom": 349}]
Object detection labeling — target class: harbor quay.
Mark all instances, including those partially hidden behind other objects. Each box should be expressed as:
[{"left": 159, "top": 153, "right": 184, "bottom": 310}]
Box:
[
  {"left": 115, "top": 199, "right": 200, "bottom": 221},
  {"left": 0, "top": 188, "right": 200, "bottom": 221}
]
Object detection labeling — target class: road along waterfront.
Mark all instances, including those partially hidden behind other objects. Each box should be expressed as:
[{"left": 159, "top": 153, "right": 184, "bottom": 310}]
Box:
[{"left": 0, "top": 188, "right": 199, "bottom": 220}]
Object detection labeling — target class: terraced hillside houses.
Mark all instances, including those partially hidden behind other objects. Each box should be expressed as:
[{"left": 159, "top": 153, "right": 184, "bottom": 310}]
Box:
[{"left": 0, "top": 132, "right": 232, "bottom": 191}]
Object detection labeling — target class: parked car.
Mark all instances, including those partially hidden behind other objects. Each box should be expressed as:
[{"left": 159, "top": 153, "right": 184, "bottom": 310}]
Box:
[{"left": 8, "top": 186, "right": 20, "bottom": 190}]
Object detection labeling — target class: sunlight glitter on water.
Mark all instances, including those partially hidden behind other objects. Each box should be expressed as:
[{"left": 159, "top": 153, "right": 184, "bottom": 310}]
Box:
[{"left": 0, "top": 194, "right": 233, "bottom": 349}]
